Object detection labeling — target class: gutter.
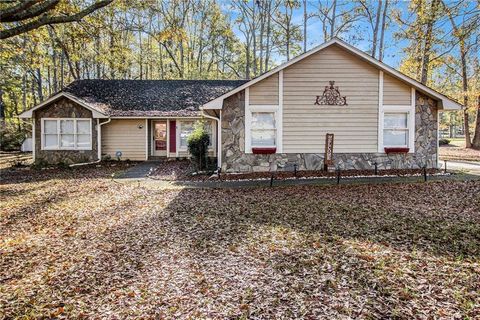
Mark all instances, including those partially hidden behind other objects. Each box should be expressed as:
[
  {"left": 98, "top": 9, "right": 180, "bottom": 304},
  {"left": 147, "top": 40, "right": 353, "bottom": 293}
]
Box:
[
  {"left": 70, "top": 118, "right": 111, "bottom": 167},
  {"left": 200, "top": 111, "right": 222, "bottom": 171}
]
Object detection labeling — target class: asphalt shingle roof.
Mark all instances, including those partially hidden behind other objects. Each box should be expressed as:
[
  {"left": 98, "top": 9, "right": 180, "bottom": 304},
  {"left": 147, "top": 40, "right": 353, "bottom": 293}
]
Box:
[{"left": 62, "top": 79, "right": 248, "bottom": 117}]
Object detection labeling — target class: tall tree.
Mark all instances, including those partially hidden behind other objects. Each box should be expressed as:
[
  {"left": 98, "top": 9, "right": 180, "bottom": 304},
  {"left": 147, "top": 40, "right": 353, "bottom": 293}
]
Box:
[{"left": 439, "top": 0, "right": 480, "bottom": 148}]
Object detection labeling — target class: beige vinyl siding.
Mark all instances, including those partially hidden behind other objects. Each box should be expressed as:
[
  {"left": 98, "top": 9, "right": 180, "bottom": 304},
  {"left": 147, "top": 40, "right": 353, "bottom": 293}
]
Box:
[
  {"left": 249, "top": 73, "right": 279, "bottom": 105},
  {"left": 383, "top": 74, "right": 411, "bottom": 105},
  {"left": 282, "top": 44, "right": 379, "bottom": 153},
  {"left": 102, "top": 119, "right": 146, "bottom": 160}
]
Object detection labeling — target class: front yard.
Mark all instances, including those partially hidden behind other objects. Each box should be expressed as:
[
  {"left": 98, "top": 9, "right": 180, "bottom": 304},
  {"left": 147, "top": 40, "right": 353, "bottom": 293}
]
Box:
[
  {"left": 1, "top": 164, "right": 479, "bottom": 319},
  {"left": 439, "top": 138, "right": 480, "bottom": 161}
]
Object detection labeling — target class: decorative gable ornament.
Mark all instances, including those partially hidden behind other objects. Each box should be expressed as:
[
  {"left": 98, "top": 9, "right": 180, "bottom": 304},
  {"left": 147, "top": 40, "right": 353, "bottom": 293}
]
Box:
[{"left": 314, "top": 81, "right": 348, "bottom": 106}]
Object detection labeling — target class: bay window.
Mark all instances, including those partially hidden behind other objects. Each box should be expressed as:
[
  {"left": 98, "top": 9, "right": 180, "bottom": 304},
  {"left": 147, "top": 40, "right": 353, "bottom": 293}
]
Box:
[{"left": 42, "top": 118, "right": 92, "bottom": 150}]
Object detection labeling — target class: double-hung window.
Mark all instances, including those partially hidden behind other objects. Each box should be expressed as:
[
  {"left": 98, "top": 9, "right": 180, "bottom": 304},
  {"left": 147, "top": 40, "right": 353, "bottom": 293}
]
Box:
[
  {"left": 42, "top": 118, "right": 92, "bottom": 150},
  {"left": 179, "top": 121, "right": 195, "bottom": 149},
  {"left": 246, "top": 103, "right": 280, "bottom": 153},
  {"left": 383, "top": 113, "right": 408, "bottom": 147},
  {"left": 380, "top": 105, "right": 414, "bottom": 151},
  {"left": 178, "top": 120, "right": 214, "bottom": 149},
  {"left": 251, "top": 112, "right": 276, "bottom": 147}
]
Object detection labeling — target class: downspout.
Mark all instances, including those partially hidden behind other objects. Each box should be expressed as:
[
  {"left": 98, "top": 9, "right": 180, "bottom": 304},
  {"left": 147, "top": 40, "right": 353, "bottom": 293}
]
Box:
[
  {"left": 200, "top": 110, "right": 221, "bottom": 171},
  {"left": 70, "top": 118, "right": 111, "bottom": 167}
]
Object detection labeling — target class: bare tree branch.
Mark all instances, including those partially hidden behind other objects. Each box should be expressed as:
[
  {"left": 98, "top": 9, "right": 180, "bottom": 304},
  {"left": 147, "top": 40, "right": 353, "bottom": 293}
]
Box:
[
  {"left": 0, "top": 0, "right": 60, "bottom": 22},
  {"left": 0, "top": 0, "right": 40, "bottom": 20},
  {"left": 0, "top": 0, "right": 113, "bottom": 39}
]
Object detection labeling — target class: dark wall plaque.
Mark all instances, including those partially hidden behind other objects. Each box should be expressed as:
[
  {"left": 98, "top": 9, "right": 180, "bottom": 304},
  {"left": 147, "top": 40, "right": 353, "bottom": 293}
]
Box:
[
  {"left": 324, "top": 133, "right": 334, "bottom": 170},
  {"left": 314, "top": 81, "right": 347, "bottom": 106}
]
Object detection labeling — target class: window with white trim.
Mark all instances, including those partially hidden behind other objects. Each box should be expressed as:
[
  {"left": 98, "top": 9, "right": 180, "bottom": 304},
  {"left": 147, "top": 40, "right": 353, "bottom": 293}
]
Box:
[
  {"left": 383, "top": 113, "right": 408, "bottom": 147},
  {"left": 380, "top": 105, "right": 415, "bottom": 151},
  {"left": 179, "top": 121, "right": 195, "bottom": 149},
  {"left": 251, "top": 112, "right": 276, "bottom": 147},
  {"left": 178, "top": 120, "right": 214, "bottom": 149},
  {"left": 41, "top": 118, "right": 92, "bottom": 150}
]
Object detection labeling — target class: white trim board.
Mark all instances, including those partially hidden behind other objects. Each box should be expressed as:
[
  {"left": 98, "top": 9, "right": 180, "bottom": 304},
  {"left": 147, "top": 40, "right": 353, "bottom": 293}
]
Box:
[
  {"left": 277, "top": 70, "right": 284, "bottom": 153},
  {"left": 201, "top": 38, "right": 462, "bottom": 111},
  {"left": 377, "top": 70, "right": 384, "bottom": 153},
  {"left": 19, "top": 92, "right": 109, "bottom": 119},
  {"left": 145, "top": 119, "right": 148, "bottom": 160},
  {"left": 32, "top": 119, "right": 36, "bottom": 161}
]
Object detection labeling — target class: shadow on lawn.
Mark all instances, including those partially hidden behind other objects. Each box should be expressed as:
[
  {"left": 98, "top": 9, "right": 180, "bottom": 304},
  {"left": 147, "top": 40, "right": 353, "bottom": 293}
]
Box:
[
  {"left": 74, "top": 182, "right": 480, "bottom": 290},
  {"left": 161, "top": 185, "right": 480, "bottom": 259},
  {"left": 7, "top": 181, "right": 477, "bottom": 318},
  {"left": 81, "top": 182, "right": 480, "bottom": 282},
  {"left": 58, "top": 183, "right": 479, "bottom": 317},
  {"left": 0, "top": 162, "right": 134, "bottom": 185}
]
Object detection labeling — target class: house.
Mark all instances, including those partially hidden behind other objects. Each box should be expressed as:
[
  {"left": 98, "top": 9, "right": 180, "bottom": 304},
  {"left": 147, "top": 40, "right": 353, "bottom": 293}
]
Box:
[{"left": 19, "top": 38, "right": 462, "bottom": 172}]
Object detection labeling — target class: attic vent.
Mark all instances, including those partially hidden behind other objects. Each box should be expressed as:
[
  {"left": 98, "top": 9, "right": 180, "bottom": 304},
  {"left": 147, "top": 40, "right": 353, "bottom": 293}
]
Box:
[{"left": 314, "top": 81, "right": 348, "bottom": 106}]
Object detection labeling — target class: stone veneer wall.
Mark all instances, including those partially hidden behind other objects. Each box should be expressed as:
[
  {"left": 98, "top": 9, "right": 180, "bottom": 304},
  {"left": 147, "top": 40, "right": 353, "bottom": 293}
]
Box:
[
  {"left": 34, "top": 98, "right": 98, "bottom": 164},
  {"left": 221, "top": 91, "right": 438, "bottom": 173}
]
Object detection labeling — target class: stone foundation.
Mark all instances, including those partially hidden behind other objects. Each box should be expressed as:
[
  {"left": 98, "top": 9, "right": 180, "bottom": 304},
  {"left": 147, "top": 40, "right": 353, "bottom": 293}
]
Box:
[
  {"left": 221, "top": 91, "right": 438, "bottom": 172},
  {"left": 34, "top": 97, "right": 98, "bottom": 164}
]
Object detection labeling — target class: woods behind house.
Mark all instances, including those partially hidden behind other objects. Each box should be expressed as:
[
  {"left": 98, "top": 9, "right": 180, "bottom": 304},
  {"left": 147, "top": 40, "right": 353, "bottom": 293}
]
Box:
[{"left": 0, "top": 0, "right": 479, "bottom": 150}]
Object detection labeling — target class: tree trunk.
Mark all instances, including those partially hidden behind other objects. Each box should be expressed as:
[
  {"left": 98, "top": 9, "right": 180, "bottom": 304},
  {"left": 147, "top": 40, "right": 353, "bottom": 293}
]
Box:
[
  {"left": 264, "top": 1, "right": 271, "bottom": 71},
  {"left": 252, "top": 0, "right": 257, "bottom": 76},
  {"left": 22, "top": 72, "right": 27, "bottom": 111},
  {"left": 303, "top": 0, "right": 307, "bottom": 53},
  {"left": 258, "top": 1, "right": 265, "bottom": 74},
  {"left": 371, "top": 0, "right": 383, "bottom": 58},
  {"left": 0, "top": 88, "right": 5, "bottom": 130},
  {"left": 420, "top": 0, "right": 439, "bottom": 84},
  {"left": 330, "top": 0, "right": 337, "bottom": 39},
  {"left": 245, "top": 35, "right": 251, "bottom": 79},
  {"left": 460, "top": 46, "right": 472, "bottom": 148},
  {"left": 378, "top": 0, "right": 388, "bottom": 61},
  {"left": 36, "top": 68, "right": 43, "bottom": 101},
  {"left": 472, "top": 95, "right": 480, "bottom": 149}
]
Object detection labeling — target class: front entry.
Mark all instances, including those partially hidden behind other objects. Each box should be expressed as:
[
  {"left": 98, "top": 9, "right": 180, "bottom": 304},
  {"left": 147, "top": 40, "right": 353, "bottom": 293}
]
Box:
[{"left": 153, "top": 121, "right": 167, "bottom": 157}]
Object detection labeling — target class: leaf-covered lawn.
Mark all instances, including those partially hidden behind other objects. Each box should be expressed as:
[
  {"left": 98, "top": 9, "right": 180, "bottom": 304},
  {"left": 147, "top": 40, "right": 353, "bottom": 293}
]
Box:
[
  {"left": 1, "top": 166, "right": 479, "bottom": 319},
  {"left": 439, "top": 141, "right": 480, "bottom": 162}
]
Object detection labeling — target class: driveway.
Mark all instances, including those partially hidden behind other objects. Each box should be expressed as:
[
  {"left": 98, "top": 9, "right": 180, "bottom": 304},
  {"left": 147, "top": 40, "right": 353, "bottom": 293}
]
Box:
[{"left": 444, "top": 160, "right": 480, "bottom": 175}]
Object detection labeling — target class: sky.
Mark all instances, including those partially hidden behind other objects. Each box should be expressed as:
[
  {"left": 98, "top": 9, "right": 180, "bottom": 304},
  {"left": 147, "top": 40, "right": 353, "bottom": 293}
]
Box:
[{"left": 223, "top": 0, "right": 475, "bottom": 71}]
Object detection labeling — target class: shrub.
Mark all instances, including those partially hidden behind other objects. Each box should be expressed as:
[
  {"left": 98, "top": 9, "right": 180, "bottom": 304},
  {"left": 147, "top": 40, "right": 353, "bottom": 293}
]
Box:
[
  {"left": 187, "top": 121, "right": 210, "bottom": 171},
  {"left": 439, "top": 138, "right": 451, "bottom": 146},
  {"left": 0, "top": 124, "right": 27, "bottom": 151},
  {"left": 32, "top": 158, "right": 49, "bottom": 170}
]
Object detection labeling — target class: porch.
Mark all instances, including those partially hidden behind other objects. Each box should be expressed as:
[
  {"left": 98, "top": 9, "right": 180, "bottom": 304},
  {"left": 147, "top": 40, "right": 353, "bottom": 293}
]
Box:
[{"left": 100, "top": 118, "right": 217, "bottom": 161}]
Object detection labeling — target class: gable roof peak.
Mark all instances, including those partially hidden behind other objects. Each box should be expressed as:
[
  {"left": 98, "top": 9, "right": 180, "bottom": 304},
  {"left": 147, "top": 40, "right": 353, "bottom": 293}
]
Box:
[{"left": 202, "top": 38, "right": 462, "bottom": 110}]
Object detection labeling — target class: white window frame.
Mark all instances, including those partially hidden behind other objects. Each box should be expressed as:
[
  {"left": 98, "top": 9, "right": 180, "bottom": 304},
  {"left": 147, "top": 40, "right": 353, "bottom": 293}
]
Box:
[
  {"left": 246, "top": 105, "right": 279, "bottom": 152},
  {"left": 41, "top": 118, "right": 92, "bottom": 151},
  {"left": 378, "top": 105, "right": 415, "bottom": 153},
  {"left": 176, "top": 119, "right": 216, "bottom": 151}
]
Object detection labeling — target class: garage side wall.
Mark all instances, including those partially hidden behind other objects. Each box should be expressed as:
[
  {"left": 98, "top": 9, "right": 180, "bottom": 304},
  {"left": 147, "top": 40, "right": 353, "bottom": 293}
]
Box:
[{"left": 102, "top": 119, "right": 147, "bottom": 161}]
